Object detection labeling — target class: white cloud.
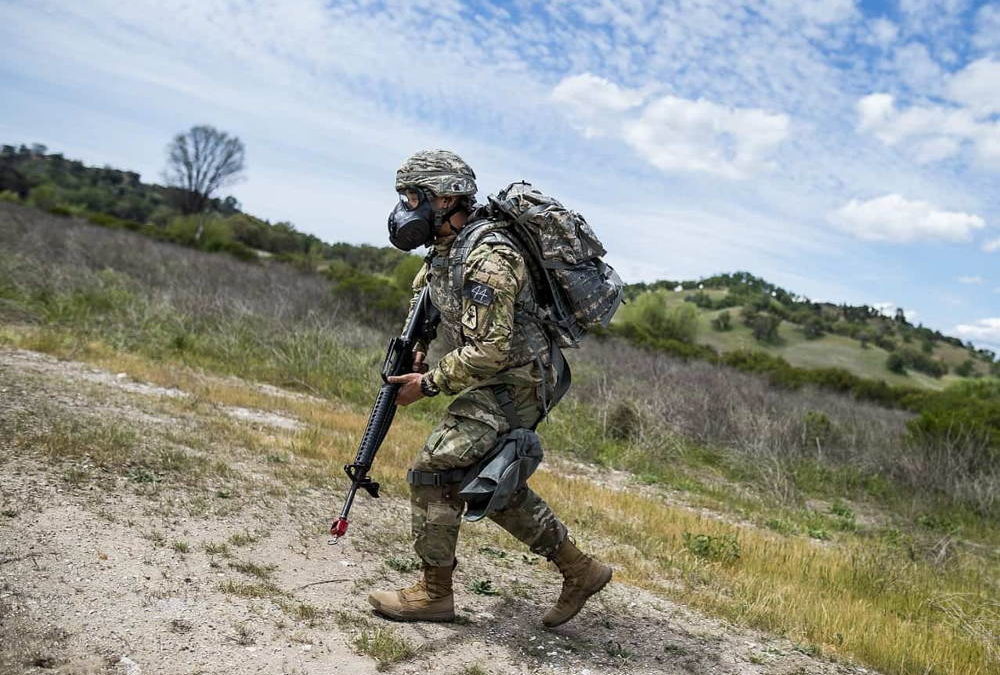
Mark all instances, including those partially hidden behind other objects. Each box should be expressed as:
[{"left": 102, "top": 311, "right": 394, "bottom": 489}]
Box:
[
  {"left": 983, "top": 237, "right": 1000, "bottom": 253},
  {"left": 786, "top": 0, "right": 858, "bottom": 25},
  {"left": 855, "top": 93, "right": 1000, "bottom": 165},
  {"left": 954, "top": 318, "right": 1000, "bottom": 347},
  {"left": 829, "top": 194, "right": 986, "bottom": 242},
  {"left": 551, "top": 73, "right": 790, "bottom": 179},
  {"left": 892, "top": 42, "right": 945, "bottom": 94},
  {"left": 957, "top": 276, "right": 985, "bottom": 284},
  {"left": 550, "top": 73, "right": 644, "bottom": 138},
  {"left": 622, "top": 97, "right": 789, "bottom": 179},
  {"left": 947, "top": 58, "right": 1000, "bottom": 117},
  {"left": 972, "top": 4, "right": 1000, "bottom": 52},
  {"left": 868, "top": 18, "right": 899, "bottom": 46}
]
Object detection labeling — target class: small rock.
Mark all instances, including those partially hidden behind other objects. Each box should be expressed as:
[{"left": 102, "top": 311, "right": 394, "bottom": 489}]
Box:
[{"left": 118, "top": 656, "right": 141, "bottom": 675}]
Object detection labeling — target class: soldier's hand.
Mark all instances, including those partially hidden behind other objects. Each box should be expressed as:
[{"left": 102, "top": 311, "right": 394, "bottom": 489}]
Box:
[
  {"left": 413, "top": 351, "right": 428, "bottom": 373},
  {"left": 387, "top": 373, "right": 424, "bottom": 406}
]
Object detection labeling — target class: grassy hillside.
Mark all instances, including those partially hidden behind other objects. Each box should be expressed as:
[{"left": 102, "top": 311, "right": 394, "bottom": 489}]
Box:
[
  {"left": 617, "top": 282, "right": 997, "bottom": 394},
  {"left": 1, "top": 203, "right": 998, "bottom": 675},
  {"left": 647, "top": 290, "right": 960, "bottom": 390},
  {"left": 4, "top": 143, "right": 995, "bottom": 387}
]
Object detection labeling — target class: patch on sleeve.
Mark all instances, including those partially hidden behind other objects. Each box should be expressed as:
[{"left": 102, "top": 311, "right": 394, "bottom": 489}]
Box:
[
  {"left": 463, "top": 282, "right": 496, "bottom": 306},
  {"left": 462, "top": 303, "right": 478, "bottom": 331}
]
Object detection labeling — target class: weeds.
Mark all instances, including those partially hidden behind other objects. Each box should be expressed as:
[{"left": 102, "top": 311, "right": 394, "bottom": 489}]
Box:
[
  {"left": 203, "top": 541, "right": 230, "bottom": 557},
  {"left": 683, "top": 532, "right": 741, "bottom": 564},
  {"left": 352, "top": 626, "right": 417, "bottom": 670},
  {"left": 466, "top": 579, "right": 500, "bottom": 596},
  {"left": 228, "top": 530, "right": 261, "bottom": 547},
  {"left": 384, "top": 556, "right": 421, "bottom": 573},
  {"left": 228, "top": 560, "right": 277, "bottom": 580},
  {"left": 218, "top": 579, "right": 284, "bottom": 599}
]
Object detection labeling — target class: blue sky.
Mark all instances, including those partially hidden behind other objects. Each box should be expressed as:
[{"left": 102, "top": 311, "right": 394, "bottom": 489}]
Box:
[{"left": 1, "top": 0, "right": 998, "bottom": 351}]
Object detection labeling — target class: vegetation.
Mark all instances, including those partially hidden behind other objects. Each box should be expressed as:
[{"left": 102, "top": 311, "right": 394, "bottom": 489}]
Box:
[
  {"left": 1, "top": 206, "right": 997, "bottom": 674},
  {"left": 164, "top": 125, "right": 245, "bottom": 215}
]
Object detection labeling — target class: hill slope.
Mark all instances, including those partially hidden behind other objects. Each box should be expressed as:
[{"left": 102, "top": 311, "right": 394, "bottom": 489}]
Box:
[{"left": 1, "top": 201, "right": 997, "bottom": 675}]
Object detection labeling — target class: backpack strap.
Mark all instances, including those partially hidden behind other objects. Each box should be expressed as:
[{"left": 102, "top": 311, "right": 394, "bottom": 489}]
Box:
[{"left": 449, "top": 218, "right": 507, "bottom": 290}]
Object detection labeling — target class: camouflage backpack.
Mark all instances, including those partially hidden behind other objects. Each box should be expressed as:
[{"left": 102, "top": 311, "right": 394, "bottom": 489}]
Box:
[{"left": 478, "top": 181, "right": 624, "bottom": 348}]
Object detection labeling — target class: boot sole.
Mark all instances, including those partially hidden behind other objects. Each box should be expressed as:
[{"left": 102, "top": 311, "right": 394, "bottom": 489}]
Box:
[
  {"left": 543, "top": 567, "right": 613, "bottom": 628},
  {"left": 367, "top": 596, "right": 455, "bottom": 623}
]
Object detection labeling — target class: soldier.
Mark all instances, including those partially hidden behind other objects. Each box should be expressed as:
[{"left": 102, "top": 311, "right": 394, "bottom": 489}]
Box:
[{"left": 368, "top": 150, "right": 612, "bottom": 627}]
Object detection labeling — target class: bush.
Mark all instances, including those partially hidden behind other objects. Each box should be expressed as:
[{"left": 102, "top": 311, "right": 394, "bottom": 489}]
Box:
[
  {"left": 28, "top": 183, "right": 61, "bottom": 210},
  {"left": 955, "top": 359, "right": 975, "bottom": 377},
  {"left": 617, "top": 290, "right": 698, "bottom": 344},
  {"left": 751, "top": 314, "right": 781, "bottom": 344},
  {"left": 886, "top": 352, "right": 906, "bottom": 374},
  {"left": 802, "top": 317, "right": 825, "bottom": 340},
  {"left": 711, "top": 310, "right": 732, "bottom": 331}
]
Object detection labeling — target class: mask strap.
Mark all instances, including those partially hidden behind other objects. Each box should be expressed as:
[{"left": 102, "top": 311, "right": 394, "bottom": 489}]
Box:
[{"left": 434, "top": 201, "right": 465, "bottom": 232}]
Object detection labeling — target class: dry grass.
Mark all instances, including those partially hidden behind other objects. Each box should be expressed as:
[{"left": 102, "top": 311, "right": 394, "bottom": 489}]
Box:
[
  {"left": 3, "top": 204, "right": 998, "bottom": 674},
  {"left": 9, "top": 339, "right": 992, "bottom": 674}
]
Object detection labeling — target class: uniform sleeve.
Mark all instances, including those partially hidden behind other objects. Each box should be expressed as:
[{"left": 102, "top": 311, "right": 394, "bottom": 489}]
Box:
[
  {"left": 402, "top": 262, "right": 431, "bottom": 354},
  {"left": 428, "top": 243, "right": 525, "bottom": 395}
]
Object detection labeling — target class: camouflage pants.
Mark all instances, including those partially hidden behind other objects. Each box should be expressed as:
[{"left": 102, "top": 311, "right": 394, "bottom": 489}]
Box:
[{"left": 411, "top": 385, "right": 567, "bottom": 567}]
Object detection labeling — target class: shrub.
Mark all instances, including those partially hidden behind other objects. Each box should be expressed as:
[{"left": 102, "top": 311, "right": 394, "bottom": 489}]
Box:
[
  {"left": 607, "top": 401, "right": 641, "bottom": 440},
  {"left": 616, "top": 290, "right": 698, "bottom": 344},
  {"left": 886, "top": 352, "right": 906, "bottom": 374},
  {"left": 711, "top": 310, "right": 732, "bottom": 331},
  {"left": 955, "top": 359, "right": 975, "bottom": 377},
  {"left": 802, "top": 317, "right": 825, "bottom": 340},
  {"left": 803, "top": 410, "right": 835, "bottom": 446},
  {"left": 682, "top": 532, "right": 740, "bottom": 564},
  {"left": 751, "top": 314, "right": 781, "bottom": 343}
]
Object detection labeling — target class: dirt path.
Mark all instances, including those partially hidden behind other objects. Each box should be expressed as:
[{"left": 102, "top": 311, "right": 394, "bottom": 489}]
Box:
[{"left": 0, "top": 348, "right": 876, "bottom": 675}]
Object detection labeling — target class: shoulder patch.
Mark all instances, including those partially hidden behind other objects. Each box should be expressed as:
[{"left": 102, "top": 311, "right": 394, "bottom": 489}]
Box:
[{"left": 464, "top": 281, "right": 495, "bottom": 306}]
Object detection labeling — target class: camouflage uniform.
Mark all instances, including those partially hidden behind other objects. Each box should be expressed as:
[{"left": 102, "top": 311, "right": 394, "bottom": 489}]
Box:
[{"left": 405, "top": 227, "right": 567, "bottom": 567}]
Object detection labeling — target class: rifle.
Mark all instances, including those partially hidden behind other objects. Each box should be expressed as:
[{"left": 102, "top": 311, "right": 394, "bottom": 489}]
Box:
[{"left": 329, "top": 286, "right": 439, "bottom": 542}]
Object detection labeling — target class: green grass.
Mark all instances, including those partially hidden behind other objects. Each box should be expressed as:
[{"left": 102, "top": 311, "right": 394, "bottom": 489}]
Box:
[
  {"left": 352, "top": 625, "right": 417, "bottom": 670},
  {"left": 639, "top": 291, "right": 957, "bottom": 389}
]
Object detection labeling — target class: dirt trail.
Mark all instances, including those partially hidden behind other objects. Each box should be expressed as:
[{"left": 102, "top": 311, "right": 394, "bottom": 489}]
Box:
[{"left": 0, "top": 348, "right": 876, "bottom": 675}]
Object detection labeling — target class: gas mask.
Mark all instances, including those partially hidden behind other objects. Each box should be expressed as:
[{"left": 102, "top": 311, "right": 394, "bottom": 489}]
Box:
[
  {"left": 387, "top": 188, "right": 465, "bottom": 251},
  {"left": 388, "top": 189, "right": 435, "bottom": 251}
]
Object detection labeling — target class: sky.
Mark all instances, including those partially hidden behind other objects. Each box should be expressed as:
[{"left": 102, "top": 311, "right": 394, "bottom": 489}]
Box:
[{"left": 1, "top": 0, "right": 998, "bottom": 352}]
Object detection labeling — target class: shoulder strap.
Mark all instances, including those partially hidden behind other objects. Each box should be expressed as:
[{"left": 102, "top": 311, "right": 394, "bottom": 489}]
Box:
[{"left": 449, "top": 219, "right": 514, "bottom": 289}]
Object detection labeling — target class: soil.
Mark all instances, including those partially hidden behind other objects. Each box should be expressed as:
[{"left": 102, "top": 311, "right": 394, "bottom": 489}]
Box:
[{"left": 0, "top": 348, "right": 877, "bottom": 675}]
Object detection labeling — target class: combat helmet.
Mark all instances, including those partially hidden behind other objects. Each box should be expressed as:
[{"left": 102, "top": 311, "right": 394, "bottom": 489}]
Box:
[{"left": 395, "top": 149, "right": 477, "bottom": 198}]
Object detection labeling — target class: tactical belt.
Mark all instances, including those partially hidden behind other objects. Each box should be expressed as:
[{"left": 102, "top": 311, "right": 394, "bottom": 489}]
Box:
[{"left": 407, "top": 467, "right": 467, "bottom": 486}]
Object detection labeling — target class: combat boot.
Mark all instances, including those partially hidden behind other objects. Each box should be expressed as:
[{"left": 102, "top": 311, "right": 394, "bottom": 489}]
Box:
[
  {"left": 367, "top": 563, "right": 455, "bottom": 622},
  {"left": 543, "top": 538, "right": 612, "bottom": 628}
]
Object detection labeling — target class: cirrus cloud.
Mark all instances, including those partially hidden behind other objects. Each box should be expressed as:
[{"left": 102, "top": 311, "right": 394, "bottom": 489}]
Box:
[{"left": 828, "top": 194, "right": 986, "bottom": 243}]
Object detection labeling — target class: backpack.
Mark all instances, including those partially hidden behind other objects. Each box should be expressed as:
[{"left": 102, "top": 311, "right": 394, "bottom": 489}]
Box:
[{"left": 484, "top": 181, "right": 624, "bottom": 348}]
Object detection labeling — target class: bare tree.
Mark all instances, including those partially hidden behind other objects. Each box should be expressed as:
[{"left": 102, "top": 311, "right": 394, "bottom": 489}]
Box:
[{"left": 165, "top": 125, "right": 245, "bottom": 216}]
